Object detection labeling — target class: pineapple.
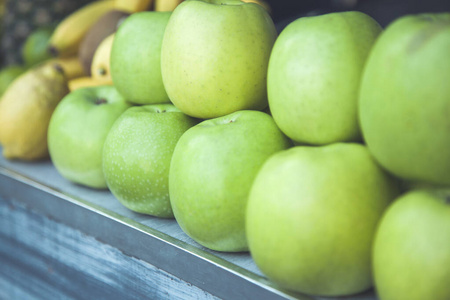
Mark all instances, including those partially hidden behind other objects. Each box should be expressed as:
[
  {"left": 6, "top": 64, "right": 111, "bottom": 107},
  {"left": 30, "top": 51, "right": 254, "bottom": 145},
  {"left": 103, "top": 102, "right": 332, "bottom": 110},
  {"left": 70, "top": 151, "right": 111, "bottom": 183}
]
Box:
[{"left": 0, "top": 0, "right": 93, "bottom": 67}]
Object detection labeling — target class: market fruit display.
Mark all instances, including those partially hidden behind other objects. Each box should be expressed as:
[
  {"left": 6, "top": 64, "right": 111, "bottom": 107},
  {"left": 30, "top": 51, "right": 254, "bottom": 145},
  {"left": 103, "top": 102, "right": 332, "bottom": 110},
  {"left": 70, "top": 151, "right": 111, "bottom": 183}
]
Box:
[
  {"left": 246, "top": 143, "right": 400, "bottom": 296},
  {"left": 0, "top": 2, "right": 449, "bottom": 299},
  {"left": 47, "top": 85, "right": 131, "bottom": 189},
  {"left": 110, "top": 11, "right": 171, "bottom": 104},
  {"left": 169, "top": 110, "right": 292, "bottom": 252},
  {"left": 267, "top": 11, "right": 382, "bottom": 145},
  {"left": 160, "top": 0, "right": 277, "bottom": 118},
  {"left": 103, "top": 104, "right": 198, "bottom": 217},
  {"left": 359, "top": 13, "right": 450, "bottom": 186},
  {"left": 0, "top": 63, "right": 69, "bottom": 160},
  {"left": 373, "top": 189, "right": 450, "bottom": 300}
]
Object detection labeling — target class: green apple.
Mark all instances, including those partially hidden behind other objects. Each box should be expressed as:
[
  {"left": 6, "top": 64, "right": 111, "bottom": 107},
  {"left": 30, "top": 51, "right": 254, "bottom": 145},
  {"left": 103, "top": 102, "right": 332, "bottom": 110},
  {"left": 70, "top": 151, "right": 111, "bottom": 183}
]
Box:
[
  {"left": 359, "top": 13, "right": 450, "bottom": 186},
  {"left": 169, "top": 110, "right": 292, "bottom": 252},
  {"left": 22, "top": 26, "right": 54, "bottom": 67},
  {"left": 161, "top": 0, "right": 277, "bottom": 119},
  {"left": 246, "top": 143, "right": 400, "bottom": 296},
  {"left": 48, "top": 86, "right": 131, "bottom": 189},
  {"left": 373, "top": 189, "right": 450, "bottom": 300},
  {"left": 267, "top": 11, "right": 382, "bottom": 145},
  {"left": 102, "top": 104, "right": 198, "bottom": 217},
  {"left": 110, "top": 11, "right": 171, "bottom": 105}
]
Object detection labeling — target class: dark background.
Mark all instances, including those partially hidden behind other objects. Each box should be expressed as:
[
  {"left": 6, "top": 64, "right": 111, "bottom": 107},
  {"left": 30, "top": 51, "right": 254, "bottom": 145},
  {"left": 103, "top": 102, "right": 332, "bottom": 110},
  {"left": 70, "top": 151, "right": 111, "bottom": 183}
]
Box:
[{"left": 266, "top": 0, "right": 450, "bottom": 32}]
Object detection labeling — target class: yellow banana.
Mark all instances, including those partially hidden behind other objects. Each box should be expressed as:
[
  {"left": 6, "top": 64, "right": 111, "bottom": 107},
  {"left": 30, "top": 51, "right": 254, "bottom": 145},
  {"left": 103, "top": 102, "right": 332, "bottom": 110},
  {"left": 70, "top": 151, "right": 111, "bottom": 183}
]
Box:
[
  {"left": 46, "top": 56, "right": 87, "bottom": 80},
  {"left": 115, "top": 0, "right": 153, "bottom": 13},
  {"left": 68, "top": 76, "right": 113, "bottom": 92},
  {"left": 48, "top": 0, "right": 115, "bottom": 58},
  {"left": 154, "top": 0, "right": 183, "bottom": 12},
  {"left": 91, "top": 33, "right": 115, "bottom": 81}
]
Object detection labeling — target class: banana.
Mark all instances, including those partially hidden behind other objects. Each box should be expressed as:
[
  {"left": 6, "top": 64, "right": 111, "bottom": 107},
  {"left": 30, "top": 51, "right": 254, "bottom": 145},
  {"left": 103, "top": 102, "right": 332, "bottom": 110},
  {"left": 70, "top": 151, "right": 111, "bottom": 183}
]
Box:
[
  {"left": 48, "top": 0, "right": 115, "bottom": 58},
  {"left": 46, "top": 56, "right": 87, "bottom": 80},
  {"left": 68, "top": 76, "right": 113, "bottom": 92},
  {"left": 115, "top": 0, "right": 153, "bottom": 13},
  {"left": 154, "top": 0, "right": 183, "bottom": 12},
  {"left": 91, "top": 33, "right": 115, "bottom": 81}
]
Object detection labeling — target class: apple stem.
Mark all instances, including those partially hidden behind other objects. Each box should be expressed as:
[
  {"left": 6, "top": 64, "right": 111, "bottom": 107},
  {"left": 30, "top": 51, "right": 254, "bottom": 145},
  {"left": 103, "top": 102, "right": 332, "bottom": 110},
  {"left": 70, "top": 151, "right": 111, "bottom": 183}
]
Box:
[{"left": 95, "top": 98, "right": 108, "bottom": 105}]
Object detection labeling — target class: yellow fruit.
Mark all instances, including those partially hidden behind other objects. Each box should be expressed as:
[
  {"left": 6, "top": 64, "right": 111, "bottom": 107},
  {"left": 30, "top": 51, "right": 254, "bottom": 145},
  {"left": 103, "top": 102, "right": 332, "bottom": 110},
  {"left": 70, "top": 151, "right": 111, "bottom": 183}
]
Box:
[
  {"left": 49, "top": 0, "right": 116, "bottom": 57},
  {"left": 0, "top": 63, "right": 69, "bottom": 160},
  {"left": 47, "top": 56, "right": 87, "bottom": 80},
  {"left": 68, "top": 76, "right": 113, "bottom": 91},
  {"left": 154, "top": 0, "right": 183, "bottom": 11},
  {"left": 91, "top": 33, "right": 115, "bottom": 81},
  {"left": 115, "top": 0, "right": 153, "bottom": 13}
]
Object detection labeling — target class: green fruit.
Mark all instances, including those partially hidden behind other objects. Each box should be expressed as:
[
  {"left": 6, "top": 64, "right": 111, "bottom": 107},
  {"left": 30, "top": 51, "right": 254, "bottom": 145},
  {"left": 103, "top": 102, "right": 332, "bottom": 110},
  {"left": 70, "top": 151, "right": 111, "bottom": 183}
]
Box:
[
  {"left": 373, "top": 189, "right": 450, "bottom": 300},
  {"left": 246, "top": 143, "right": 400, "bottom": 296},
  {"left": 48, "top": 85, "right": 131, "bottom": 189},
  {"left": 22, "top": 27, "right": 54, "bottom": 67},
  {"left": 110, "top": 11, "right": 171, "bottom": 105},
  {"left": 103, "top": 104, "right": 198, "bottom": 217},
  {"left": 161, "top": 0, "right": 277, "bottom": 119},
  {"left": 169, "top": 110, "right": 292, "bottom": 252},
  {"left": 359, "top": 13, "right": 450, "bottom": 186},
  {"left": 267, "top": 11, "right": 381, "bottom": 145},
  {"left": 0, "top": 64, "right": 27, "bottom": 97}
]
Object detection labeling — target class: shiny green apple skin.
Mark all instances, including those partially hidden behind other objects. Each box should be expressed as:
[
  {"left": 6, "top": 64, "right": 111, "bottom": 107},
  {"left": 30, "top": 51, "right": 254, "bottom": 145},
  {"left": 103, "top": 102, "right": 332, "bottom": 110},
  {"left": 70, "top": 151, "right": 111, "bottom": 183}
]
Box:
[
  {"left": 268, "top": 11, "right": 381, "bottom": 145},
  {"left": 359, "top": 13, "right": 450, "bottom": 186},
  {"left": 169, "top": 110, "right": 292, "bottom": 252},
  {"left": 48, "top": 86, "right": 131, "bottom": 189},
  {"left": 161, "top": 0, "right": 277, "bottom": 119},
  {"left": 102, "top": 104, "right": 198, "bottom": 217},
  {"left": 373, "top": 189, "right": 450, "bottom": 300},
  {"left": 111, "top": 11, "right": 172, "bottom": 105},
  {"left": 246, "top": 143, "right": 400, "bottom": 296}
]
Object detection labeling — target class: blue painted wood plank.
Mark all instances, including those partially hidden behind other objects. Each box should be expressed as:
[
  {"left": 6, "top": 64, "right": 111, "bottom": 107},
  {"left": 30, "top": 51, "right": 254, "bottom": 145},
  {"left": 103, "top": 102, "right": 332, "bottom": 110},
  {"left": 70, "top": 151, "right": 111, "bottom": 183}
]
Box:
[{"left": 0, "top": 197, "right": 220, "bottom": 300}]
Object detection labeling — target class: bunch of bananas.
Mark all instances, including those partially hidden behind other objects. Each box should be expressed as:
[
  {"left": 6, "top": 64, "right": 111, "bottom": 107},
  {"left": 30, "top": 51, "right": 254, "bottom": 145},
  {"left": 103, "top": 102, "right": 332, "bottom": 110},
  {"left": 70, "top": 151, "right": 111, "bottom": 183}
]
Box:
[
  {"left": 48, "top": 0, "right": 185, "bottom": 90},
  {"left": 48, "top": 0, "right": 117, "bottom": 58}
]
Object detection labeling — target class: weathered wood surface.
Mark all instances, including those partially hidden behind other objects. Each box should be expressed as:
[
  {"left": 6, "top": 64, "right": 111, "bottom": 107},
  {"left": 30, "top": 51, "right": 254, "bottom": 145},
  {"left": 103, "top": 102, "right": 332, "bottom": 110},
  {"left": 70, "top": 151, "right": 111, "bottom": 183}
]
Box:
[{"left": 0, "top": 197, "right": 220, "bottom": 300}]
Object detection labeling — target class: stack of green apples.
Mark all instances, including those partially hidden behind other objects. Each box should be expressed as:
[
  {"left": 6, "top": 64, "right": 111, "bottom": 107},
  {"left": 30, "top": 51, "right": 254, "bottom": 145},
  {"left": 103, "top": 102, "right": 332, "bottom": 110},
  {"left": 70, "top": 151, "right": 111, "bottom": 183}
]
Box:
[{"left": 44, "top": 1, "right": 449, "bottom": 299}]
